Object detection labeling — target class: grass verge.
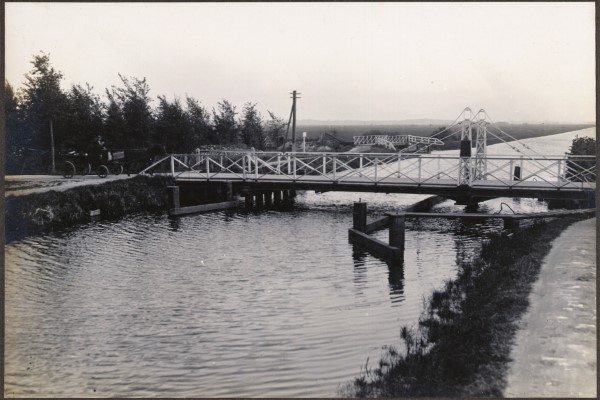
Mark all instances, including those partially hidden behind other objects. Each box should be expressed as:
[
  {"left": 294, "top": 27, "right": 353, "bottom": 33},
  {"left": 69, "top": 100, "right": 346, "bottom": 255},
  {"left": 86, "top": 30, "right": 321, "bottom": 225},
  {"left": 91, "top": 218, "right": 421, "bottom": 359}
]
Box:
[
  {"left": 346, "top": 217, "right": 587, "bottom": 397},
  {"left": 5, "top": 175, "right": 174, "bottom": 242}
]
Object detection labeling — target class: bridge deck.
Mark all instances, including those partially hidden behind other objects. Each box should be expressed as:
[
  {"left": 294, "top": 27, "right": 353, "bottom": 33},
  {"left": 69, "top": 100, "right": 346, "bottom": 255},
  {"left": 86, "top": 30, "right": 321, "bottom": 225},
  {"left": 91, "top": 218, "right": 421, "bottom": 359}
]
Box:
[{"left": 173, "top": 171, "right": 594, "bottom": 199}]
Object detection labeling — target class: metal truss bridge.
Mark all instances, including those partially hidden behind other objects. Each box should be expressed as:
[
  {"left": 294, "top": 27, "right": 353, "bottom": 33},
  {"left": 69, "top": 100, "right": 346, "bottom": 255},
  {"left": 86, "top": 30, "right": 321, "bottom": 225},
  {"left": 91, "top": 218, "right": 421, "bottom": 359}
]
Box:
[
  {"left": 141, "top": 151, "right": 595, "bottom": 201},
  {"left": 140, "top": 108, "right": 596, "bottom": 202},
  {"left": 353, "top": 134, "right": 444, "bottom": 151}
]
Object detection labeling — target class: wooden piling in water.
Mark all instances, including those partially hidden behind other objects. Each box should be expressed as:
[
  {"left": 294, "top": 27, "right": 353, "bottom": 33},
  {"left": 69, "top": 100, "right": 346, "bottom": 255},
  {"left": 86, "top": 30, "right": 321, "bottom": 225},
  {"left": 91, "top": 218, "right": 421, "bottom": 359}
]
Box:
[
  {"left": 264, "top": 191, "right": 273, "bottom": 208},
  {"left": 245, "top": 194, "right": 253, "bottom": 210},
  {"left": 353, "top": 202, "right": 367, "bottom": 232},
  {"left": 167, "top": 186, "right": 180, "bottom": 209},
  {"left": 387, "top": 213, "right": 406, "bottom": 252},
  {"left": 282, "top": 190, "right": 290, "bottom": 205},
  {"left": 255, "top": 193, "right": 264, "bottom": 209},
  {"left": 225, "top": 182, "right": 233, "bottom": 201},
  {"left": 273, "top": 191, "right": 282, "bottom": 207}
]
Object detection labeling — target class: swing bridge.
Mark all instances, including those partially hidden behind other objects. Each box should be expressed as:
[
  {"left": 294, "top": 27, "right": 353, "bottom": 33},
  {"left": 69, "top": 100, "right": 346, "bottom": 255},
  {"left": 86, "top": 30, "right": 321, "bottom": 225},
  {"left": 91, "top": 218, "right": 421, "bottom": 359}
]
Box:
[{"left": 140, "top": 108, "right": 596, "bottom": 203}]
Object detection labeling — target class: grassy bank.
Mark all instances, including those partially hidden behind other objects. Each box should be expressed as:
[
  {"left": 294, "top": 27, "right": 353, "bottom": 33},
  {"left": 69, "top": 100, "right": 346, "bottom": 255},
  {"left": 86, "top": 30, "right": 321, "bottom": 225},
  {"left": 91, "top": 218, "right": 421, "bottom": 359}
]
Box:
[
  {"left": 346, "top": 217, "right": 587, "bottom": 397},
  {"left": 5, "top": 175, "right": 174, "bottom": 242}
]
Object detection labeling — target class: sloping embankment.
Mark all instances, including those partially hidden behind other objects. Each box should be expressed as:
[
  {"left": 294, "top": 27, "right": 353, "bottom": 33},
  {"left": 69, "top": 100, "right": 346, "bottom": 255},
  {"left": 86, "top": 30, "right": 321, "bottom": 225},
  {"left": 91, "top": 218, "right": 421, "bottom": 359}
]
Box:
[
  {"left": 5, "top": 175, "right": 174, "bottom": 242},
  {"left": 346, "top": 216, "right": 592, "bottom": 397}
]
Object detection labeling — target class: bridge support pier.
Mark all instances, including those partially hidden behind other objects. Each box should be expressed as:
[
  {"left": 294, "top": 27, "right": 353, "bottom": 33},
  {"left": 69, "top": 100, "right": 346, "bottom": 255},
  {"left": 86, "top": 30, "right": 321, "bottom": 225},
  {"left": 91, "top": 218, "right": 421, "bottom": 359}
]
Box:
[
  {"left": 167, "top": 186, "right": 180, "bottom": 210},
  {"left": 255, "top": 193, "right": 264, "bottom": 209},
  {"left": 282, "top": 190, "right": 296, "bottom": 207},
  {"left": 244, "top": 194, "right": 253, "bottom": 210},
  {"left": 225, "top": 182, "right": 233, "bottom": 201},
  {"left": 264, "top": 191, "right": 273, "bottom": 208},
  {"left": 465, "top": 198, "right": 480, "bottom": 212},
  {"left": 282, "top": 190, "right": 290, "bottom": 205},
  {"left": 273, "top": 191, "right": 282, "bottom": 208}
]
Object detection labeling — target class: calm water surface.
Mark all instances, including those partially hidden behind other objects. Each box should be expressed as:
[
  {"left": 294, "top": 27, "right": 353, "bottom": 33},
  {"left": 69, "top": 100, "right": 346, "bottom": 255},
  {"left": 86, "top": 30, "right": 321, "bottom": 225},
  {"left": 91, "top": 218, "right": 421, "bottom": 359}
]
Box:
[{"left": 4, "top": 128, "right": 594, "bottom": 397}]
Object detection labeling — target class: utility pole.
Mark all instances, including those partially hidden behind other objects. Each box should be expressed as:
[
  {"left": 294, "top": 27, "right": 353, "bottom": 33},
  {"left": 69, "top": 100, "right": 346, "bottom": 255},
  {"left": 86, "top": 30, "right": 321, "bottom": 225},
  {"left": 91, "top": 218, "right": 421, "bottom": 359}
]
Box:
[
  {"left": 50, "top": 120, "right": 56, "bottom": 174},
  {"left": 290, "top": 90, "right": 301, "bottom": 152}
]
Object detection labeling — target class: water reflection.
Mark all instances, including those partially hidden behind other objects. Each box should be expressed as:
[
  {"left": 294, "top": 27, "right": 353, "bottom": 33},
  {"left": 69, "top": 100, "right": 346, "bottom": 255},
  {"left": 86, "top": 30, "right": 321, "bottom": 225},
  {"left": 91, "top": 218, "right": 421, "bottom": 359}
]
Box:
[
  {"left": 351, "top": 244, "right": 405, "bottom": 304},
  {"left": 5, "top": 128, "right": 592, "bottom": 397}
]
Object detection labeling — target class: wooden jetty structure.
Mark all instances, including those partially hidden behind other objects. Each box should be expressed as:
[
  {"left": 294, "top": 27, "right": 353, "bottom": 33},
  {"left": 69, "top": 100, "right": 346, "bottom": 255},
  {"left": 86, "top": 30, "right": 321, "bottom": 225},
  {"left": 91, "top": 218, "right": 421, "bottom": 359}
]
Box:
[{"left": 348, "top": 200, "right": 596, "bottom": 262}]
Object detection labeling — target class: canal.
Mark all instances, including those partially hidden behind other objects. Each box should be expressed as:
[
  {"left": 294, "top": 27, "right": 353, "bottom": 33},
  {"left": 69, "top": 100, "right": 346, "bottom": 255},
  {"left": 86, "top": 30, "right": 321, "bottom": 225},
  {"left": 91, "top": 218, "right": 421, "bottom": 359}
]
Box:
[{"left": 4, "top": 127, "right": 594, "bottom": 397}]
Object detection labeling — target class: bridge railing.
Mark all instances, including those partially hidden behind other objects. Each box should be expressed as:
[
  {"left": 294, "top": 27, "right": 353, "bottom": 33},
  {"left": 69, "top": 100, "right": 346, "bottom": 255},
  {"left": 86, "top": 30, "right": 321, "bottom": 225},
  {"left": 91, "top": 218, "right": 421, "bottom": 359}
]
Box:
[
  {"left": 353, "top": 135, "right": 444, "bottom": 146},
  {"left": 139, "top": 151, "right": 595, "bottom": 189}
]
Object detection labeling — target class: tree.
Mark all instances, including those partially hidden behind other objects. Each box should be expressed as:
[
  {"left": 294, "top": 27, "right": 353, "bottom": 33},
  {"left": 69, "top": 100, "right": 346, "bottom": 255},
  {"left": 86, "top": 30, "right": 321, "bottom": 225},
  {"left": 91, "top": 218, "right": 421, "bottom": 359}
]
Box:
[
  {"left": 264, "top": 111, "right": 287, "bottom": 149},
  {"left": 18, "top": 53, "right": 69, "bottom": 169},
  {"left": 212, "top": 99, "right": 238, "bottom": 145},
  {"left": 154, "top": 95, "right": 191, "bottom": 153},
  {"left": 106, "top": 74, "right": 154, "bottom": 149},
  {"left": 104, "top": 91, "right": 126, "bottom": 149},
  {"left": 240, "top": 102, "right": 265, "bottom": 149},
  {"left": 566, "top": 136, "right": 596, "bottom": 182},
  {"left": 60, "top": 83, "right": 104, "bottom": 152},
  {"left": 186, "top": 96, "right": 214, "bottom": 147},
  {"left": 5, "top": 81, "right": 26, "bottom": 173},
  {"left": 569, "top": 136, "right": 596, "bottom": 156}
]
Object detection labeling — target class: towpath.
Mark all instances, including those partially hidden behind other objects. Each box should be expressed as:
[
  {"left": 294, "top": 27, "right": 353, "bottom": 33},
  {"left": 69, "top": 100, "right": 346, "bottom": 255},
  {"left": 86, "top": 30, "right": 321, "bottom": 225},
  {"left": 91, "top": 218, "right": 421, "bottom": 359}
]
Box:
[
  {"left": 4, "top": 174, "right": 135, "bottom": 197},
  {"left": 503, "top": 217, "right": 596, "bottom": 397}
]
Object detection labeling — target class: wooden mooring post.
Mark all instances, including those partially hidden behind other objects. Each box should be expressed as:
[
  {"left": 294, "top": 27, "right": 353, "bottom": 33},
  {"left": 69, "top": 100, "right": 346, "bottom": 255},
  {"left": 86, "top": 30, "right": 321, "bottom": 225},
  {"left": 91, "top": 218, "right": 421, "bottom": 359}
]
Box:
[
  {"left": 349, "top": 201, "right": 404, "bottom": 262},
  {"left": 387, "top": 213, "right": 406, "bottom": 252},
  {"left": 353, "top": 201, "right": 367, "bottom": 232}
]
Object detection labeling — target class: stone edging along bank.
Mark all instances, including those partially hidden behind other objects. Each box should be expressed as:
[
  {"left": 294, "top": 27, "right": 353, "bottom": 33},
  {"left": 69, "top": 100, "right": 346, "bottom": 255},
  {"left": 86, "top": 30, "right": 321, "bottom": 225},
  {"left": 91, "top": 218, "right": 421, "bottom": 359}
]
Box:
[{"left": 5, "top": 175, "right": 174, "bottom": 243}]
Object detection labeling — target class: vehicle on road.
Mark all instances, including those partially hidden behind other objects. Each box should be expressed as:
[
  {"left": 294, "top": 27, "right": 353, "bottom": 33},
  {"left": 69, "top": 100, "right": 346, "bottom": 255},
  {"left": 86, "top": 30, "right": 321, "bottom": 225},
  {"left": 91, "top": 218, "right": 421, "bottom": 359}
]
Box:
[{"left": 60, "top": 149, "right": 124, "bottom": 178}]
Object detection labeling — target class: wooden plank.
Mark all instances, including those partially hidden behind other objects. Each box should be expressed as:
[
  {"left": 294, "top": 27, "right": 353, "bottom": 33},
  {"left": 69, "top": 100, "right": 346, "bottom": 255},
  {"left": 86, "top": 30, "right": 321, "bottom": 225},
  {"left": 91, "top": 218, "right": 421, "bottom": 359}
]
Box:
[
  {"left": 365, "top": 216, "right": 390, "bottom": 233},
  {"left": 169, "top": 200, "right": 240, "bottom": 216},
  {"left": 364, "top": 195, "right": 446, "bottom": 234},
  {"left": 404, "top": 209, "right": 595, "bottom": 220},
  {"left": 348, "top": 228, "right": 402, "bottom": 260},
  {"left": 404, "top": 195, "right": 447, "bottom": 212},
  {"left": 405, "top": 211, "right": 514, "bottom": 219}
]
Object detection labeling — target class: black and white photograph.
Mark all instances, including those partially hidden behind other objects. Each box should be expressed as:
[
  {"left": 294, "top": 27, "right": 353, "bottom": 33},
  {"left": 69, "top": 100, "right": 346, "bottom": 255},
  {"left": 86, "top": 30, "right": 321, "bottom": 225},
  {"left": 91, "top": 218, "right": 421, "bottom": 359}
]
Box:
[{"left": 3, "top": 1, "right": 596, "bottom": 398}]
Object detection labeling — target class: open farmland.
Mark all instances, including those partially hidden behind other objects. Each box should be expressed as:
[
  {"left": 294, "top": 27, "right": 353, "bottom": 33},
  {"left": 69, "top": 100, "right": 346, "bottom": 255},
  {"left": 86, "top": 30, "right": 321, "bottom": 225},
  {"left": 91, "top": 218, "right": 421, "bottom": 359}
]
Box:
[{"left": 298, "top": 123, "right": 595, "bottom": 150}]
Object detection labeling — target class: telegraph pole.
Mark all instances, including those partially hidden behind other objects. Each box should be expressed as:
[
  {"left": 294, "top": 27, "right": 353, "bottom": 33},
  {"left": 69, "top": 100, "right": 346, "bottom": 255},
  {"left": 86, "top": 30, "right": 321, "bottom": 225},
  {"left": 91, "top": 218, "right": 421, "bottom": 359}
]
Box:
[
  {"left": 290, "top": 90, "right": 301, "bottom": 152},
  {"left": 50, "top": 120, "right": 56, "bottom": 174}
]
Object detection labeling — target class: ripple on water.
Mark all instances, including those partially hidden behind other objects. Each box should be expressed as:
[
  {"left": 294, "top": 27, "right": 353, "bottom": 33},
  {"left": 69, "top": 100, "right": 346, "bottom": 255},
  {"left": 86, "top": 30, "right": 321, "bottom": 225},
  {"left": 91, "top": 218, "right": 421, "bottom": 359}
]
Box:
[{"left": 7, "top": 129, "right": 587, "bottom": 397}]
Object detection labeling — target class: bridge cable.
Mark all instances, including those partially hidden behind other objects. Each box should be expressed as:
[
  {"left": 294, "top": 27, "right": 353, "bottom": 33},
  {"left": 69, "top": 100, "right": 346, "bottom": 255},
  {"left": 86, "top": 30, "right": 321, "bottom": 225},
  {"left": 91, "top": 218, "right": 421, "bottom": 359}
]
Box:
[
  {"left": 426, "top": 107, "right": 472, "bottom": 139},
  {"left": 482, "top": 110, "right": 552, "bottom": 160}
]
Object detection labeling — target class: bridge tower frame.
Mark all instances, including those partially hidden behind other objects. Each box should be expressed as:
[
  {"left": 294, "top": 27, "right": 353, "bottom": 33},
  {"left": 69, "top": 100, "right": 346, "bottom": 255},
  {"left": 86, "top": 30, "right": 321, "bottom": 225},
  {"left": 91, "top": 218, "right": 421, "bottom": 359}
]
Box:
[
  {"left": 458, "top": 111, "right": 473, "bottom": 185},
  {"left": 474, "top": 117, "right": 487, "bottom": 180}
]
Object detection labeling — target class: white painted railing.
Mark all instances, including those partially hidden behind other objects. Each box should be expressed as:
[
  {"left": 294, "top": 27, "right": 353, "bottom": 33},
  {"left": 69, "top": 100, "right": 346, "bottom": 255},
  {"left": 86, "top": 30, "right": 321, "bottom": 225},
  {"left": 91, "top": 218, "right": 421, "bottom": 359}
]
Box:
[
  {"left": 139, "top": 151, "right": 596, "bottom": 190},
  {"left": 353, "top": 135, "right": 444, "bottom": 146}
]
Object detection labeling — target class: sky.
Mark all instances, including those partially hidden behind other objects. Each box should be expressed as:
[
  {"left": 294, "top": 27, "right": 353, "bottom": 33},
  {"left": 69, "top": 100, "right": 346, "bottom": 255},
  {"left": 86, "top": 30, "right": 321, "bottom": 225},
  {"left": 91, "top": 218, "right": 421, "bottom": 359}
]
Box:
[{"left": 5, "top": 2, "right": 596, "bottom": 123}]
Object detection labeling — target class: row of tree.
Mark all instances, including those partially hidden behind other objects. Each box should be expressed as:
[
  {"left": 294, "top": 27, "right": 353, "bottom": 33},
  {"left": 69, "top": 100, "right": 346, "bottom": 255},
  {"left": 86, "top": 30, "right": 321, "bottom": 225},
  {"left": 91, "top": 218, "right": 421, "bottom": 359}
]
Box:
[{"left": 5, "top": 53, "right": 289, "bottom": 173}]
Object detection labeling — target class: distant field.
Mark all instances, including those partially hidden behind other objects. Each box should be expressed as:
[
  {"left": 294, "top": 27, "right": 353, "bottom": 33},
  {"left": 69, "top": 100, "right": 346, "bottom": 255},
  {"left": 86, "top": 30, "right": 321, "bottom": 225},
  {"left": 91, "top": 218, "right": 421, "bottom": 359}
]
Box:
[{"left": 298, "top": 123, "right": 595, "bottom": 150}]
